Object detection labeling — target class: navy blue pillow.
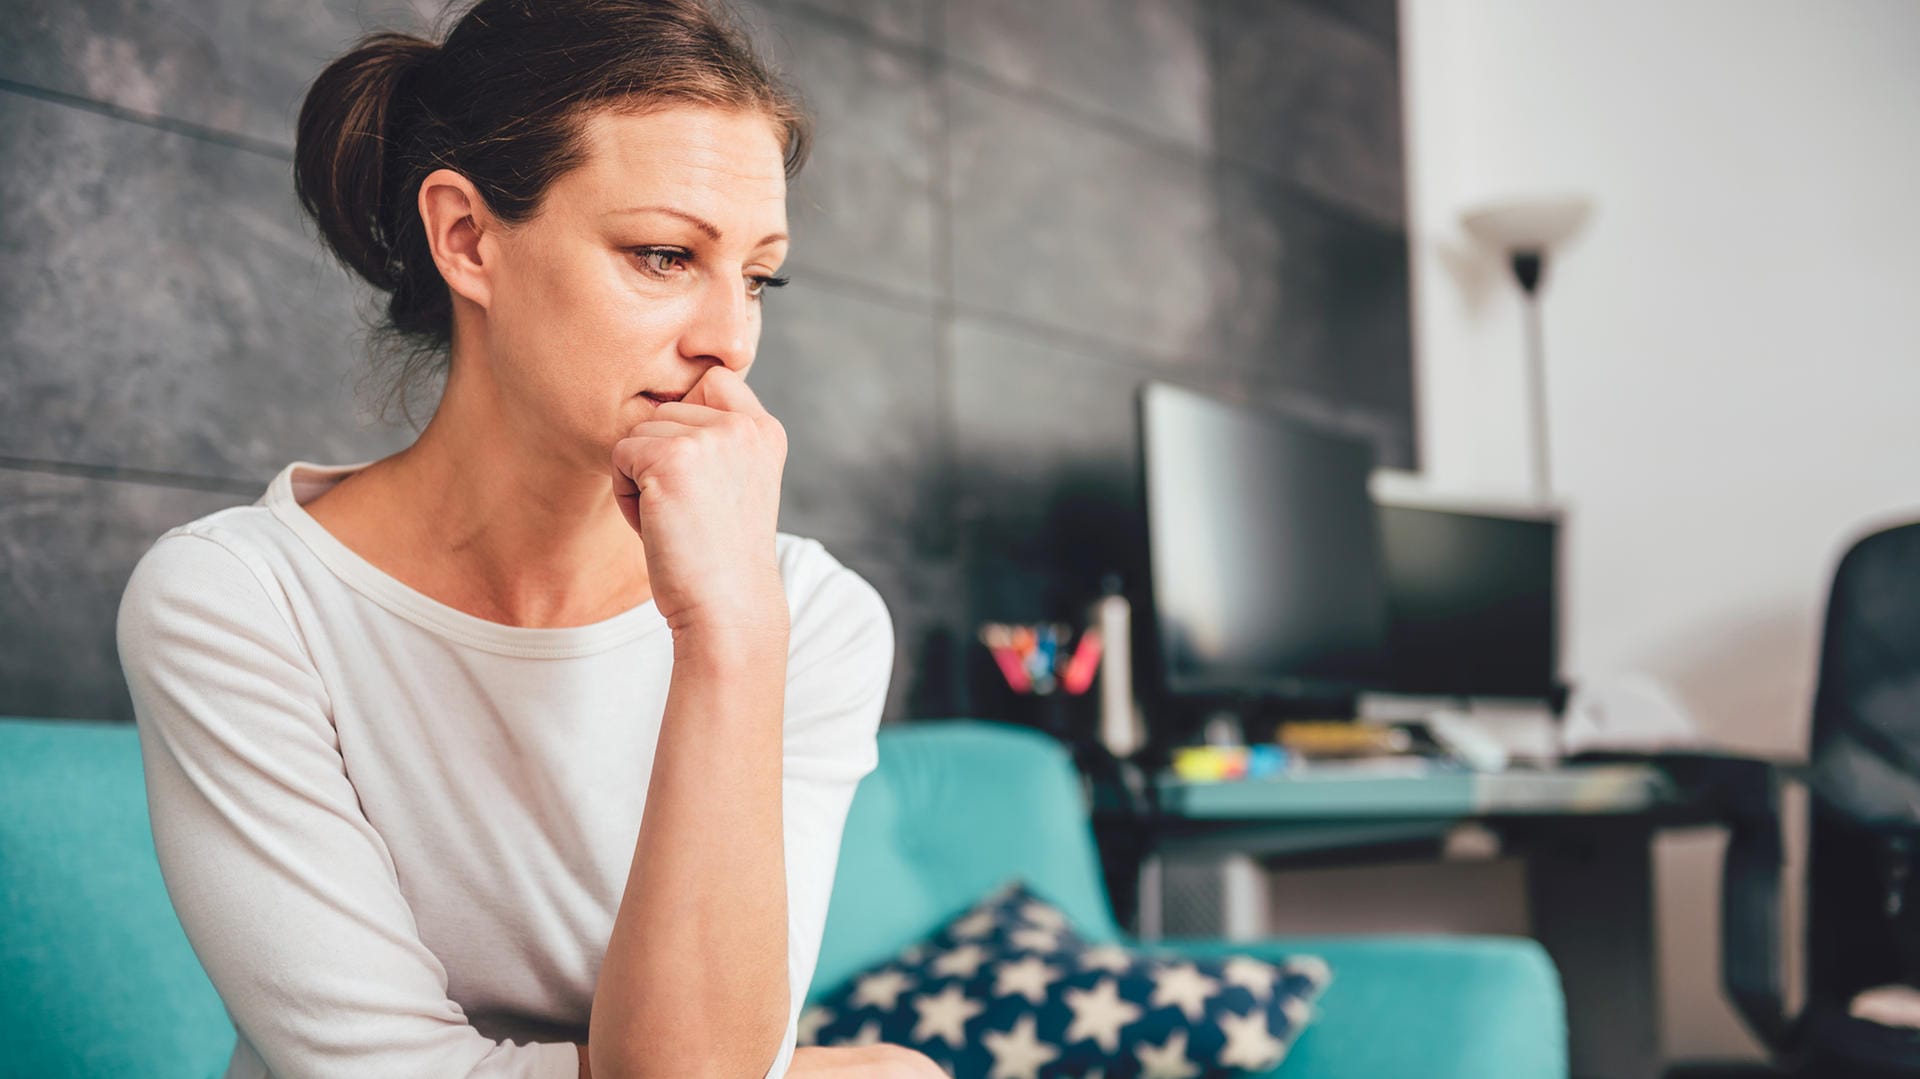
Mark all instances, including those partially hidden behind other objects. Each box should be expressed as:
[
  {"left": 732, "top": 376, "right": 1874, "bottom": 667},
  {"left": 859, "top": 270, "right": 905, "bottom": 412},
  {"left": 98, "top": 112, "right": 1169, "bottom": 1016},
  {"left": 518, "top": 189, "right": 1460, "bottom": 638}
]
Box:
[{"left": 798, "top": 878, "right": 1331, "bottom": 1078}]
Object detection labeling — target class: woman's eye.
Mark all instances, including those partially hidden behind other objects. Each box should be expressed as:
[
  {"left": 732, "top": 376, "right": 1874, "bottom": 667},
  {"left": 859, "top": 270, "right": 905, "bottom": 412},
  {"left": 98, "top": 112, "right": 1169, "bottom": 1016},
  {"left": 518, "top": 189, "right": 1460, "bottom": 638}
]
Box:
[
  {"left": 748, "top": 273, "right": 791, "bottom": 302},
  {"left": 632, "top": 247, "right": 690, "bottom": 278},
  {"left": 633, "top": 246, "right": 788, "bottom": 302}
]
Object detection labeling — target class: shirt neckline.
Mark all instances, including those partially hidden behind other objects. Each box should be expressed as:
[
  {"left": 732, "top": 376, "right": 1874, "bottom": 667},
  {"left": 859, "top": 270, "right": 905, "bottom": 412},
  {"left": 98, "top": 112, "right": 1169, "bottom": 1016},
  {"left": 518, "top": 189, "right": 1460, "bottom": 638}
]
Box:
[{"left": 263, "top": 459, "right": 668, "bottom": 659}]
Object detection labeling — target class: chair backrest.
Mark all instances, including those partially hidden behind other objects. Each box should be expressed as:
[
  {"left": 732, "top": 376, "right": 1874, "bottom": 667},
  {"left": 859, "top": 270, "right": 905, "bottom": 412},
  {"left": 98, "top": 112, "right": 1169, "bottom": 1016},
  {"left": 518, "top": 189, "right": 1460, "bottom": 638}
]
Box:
[
  {"left": 810, "top": 719, "right": 1125, "bottom": 999},
  {"left": 0, "top": 718, "right": 234, "bottom": 1079},
  {"left": 0, "top": 715, "right": 1118, "bottom": 1069},
  {"left": 1805, "top": 521, "right": 1920, "bottom": 1005}
]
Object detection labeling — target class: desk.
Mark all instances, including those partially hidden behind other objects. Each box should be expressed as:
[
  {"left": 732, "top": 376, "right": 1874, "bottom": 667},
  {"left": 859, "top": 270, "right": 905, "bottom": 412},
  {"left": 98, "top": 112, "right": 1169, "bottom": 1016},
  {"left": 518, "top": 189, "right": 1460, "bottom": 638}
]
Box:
[{"left": 1093, "top": 760, "right": 1713, "bottom": 1079}]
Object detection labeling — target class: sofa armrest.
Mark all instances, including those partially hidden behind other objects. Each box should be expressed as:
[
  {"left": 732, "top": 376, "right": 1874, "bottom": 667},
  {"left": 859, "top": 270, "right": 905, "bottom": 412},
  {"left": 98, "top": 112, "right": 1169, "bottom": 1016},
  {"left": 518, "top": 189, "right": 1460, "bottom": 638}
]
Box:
[{"left": 1151, "top": 934, "right": 1567, "bottom": 1079}]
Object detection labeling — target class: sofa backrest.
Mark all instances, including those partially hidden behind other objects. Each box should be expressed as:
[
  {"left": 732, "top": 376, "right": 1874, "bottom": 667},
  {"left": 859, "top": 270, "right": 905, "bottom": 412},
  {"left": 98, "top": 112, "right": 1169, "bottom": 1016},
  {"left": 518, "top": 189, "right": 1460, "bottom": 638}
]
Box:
[
  {"left": 810, "top": 719, "right": 1124, "bottom": 999},
  {"left": 0, "top": 718, "right": 234, "bottom": 1078},
  {"left": 1, "top": 716, "right": 1119, "bottom": 1070}
]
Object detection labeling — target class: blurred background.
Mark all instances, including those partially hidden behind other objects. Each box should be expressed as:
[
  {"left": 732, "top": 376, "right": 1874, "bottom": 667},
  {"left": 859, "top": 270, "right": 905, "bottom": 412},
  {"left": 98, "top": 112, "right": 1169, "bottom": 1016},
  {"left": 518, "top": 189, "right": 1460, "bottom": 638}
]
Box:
[{"left": 3, "top": 0, "right": 1917, "bottom": 1074}]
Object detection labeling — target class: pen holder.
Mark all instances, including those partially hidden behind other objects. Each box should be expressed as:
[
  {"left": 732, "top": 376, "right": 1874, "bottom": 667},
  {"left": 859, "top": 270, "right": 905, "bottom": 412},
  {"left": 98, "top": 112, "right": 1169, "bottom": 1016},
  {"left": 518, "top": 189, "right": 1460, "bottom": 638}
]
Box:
[
  {"left": 975, "top": 618, "right": 1113, "bottom": 744},
  {"left": 967, "top": 630, "right": 1102, "bottom": 745}
]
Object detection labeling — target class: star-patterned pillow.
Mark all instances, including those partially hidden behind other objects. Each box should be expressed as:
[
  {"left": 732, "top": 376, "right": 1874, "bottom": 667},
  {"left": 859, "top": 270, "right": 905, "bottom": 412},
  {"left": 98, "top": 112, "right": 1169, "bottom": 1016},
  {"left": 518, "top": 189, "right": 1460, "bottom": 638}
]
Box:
[{"left": 798, "top": 878, "right": 1331, "bottom": 1078}]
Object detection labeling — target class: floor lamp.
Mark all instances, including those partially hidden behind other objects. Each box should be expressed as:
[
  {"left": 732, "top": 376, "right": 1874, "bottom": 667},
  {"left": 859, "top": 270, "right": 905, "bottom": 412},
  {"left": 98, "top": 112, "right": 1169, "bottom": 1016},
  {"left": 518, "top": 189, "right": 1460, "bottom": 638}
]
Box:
[{"left": 1460, "top": 196, "right": 1593, "bottom": 502}]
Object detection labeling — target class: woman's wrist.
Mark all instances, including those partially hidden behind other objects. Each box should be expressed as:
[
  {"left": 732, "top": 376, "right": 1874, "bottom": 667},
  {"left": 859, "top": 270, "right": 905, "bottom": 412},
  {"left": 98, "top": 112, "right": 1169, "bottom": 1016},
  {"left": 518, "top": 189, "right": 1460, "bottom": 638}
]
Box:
[
  {"left": 672, "top": 628, "right": 787, "bottom": 675},
  {"left": 667, "top": 571, "right": 790, "bottom": 659},
  {"left": 671, "top": 604, "right": 789, "bottom": 669}
]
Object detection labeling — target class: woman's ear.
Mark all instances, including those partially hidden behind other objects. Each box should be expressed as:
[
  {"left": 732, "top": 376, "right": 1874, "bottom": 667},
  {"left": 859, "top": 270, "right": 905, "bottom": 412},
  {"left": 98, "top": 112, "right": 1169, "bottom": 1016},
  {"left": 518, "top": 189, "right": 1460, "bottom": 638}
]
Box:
[{"left": 417, "top": 168, "right": 495, "bottom": 310}]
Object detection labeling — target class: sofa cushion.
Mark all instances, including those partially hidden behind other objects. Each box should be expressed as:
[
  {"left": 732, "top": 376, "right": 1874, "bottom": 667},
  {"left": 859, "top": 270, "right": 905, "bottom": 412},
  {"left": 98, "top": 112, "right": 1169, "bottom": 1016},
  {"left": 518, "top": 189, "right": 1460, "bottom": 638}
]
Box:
[{"left": 799, "top": 877, "right": 1331, "bottom": 1077}]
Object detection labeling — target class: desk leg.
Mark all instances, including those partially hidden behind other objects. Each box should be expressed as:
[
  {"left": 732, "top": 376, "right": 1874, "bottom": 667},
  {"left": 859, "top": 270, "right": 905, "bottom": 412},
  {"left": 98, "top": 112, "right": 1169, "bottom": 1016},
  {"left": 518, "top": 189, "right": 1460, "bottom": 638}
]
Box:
[
  {"left": 1526, "top": 826, "right": 1662, "bottom": 1079},
  {"left": 1220, "top": 853, "right": 1271, "bottom": 941}
]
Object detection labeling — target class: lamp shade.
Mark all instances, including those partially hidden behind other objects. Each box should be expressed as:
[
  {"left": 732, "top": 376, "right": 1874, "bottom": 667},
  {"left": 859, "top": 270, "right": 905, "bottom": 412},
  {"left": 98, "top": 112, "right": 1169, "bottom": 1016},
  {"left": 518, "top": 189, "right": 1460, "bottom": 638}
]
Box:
[{"left": 1460, "top": 195, "right": 1593, "bottom": 254}]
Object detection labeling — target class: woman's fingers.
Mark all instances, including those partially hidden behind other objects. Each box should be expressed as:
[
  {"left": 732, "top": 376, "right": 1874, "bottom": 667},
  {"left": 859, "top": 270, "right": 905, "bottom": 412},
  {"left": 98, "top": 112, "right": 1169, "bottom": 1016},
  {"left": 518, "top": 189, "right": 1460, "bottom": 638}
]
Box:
[
  {"left": 609, "top": 422, "right": 691, "bottom": 538},
  {"left": 642, "top": 400, "right": 725, "bottom": 425},
  {"left": 622, "top": 418, "right": 704, "bottom": 438}
]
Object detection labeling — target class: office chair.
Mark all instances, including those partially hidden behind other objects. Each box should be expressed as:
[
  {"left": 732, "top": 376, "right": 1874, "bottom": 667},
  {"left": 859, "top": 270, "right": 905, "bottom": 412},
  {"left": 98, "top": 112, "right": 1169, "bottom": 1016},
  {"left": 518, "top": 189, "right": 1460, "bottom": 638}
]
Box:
[{"left": 1702, "top": 519, "right": 1920, "bottom": 1078}]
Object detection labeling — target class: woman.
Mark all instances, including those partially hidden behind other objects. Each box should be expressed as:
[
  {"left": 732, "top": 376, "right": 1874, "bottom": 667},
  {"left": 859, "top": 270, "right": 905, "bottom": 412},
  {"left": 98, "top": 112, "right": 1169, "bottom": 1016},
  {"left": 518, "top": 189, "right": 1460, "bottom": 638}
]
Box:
[{"left": 115, "top": 1, "right": 941, "bottom": 1076}]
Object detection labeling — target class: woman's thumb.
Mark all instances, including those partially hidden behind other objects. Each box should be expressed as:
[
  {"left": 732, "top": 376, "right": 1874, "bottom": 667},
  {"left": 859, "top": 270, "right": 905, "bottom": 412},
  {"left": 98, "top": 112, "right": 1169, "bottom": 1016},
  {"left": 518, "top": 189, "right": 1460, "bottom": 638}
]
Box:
[{"left": 683, "top": 366, "right": 756, "bottom": 413}]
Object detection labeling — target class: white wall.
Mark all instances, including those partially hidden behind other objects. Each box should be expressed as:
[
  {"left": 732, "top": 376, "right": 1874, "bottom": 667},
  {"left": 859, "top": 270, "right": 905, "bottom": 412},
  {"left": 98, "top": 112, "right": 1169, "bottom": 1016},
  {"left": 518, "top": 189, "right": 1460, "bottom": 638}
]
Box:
[{"left": 1399, "top": 0, "right": 1920, "bottom": 1063}]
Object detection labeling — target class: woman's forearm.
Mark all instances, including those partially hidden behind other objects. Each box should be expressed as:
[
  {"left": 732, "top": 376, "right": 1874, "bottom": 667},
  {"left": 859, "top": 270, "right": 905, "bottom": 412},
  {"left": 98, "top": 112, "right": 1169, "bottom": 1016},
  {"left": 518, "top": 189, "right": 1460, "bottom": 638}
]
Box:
[{"left": 590, "top": 615, "right": 792, "bottom": 1079}]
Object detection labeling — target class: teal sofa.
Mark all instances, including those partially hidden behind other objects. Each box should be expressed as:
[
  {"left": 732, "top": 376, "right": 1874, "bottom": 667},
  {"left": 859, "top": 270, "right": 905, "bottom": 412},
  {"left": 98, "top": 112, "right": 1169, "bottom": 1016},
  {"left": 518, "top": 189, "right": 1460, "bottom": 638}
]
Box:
[{"left": 1, "top": 715, "right": 1567, "bottom": 1077}]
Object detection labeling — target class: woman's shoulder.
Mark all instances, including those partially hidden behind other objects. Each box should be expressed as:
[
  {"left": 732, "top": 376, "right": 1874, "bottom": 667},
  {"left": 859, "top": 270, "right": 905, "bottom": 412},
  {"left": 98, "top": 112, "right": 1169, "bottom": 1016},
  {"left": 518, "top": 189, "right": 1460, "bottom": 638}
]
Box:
[
  {"left": 128, "top": 485, "right": 304, "bottom": 583},
  {"left": 118, "top": 506, "right": 303, "bottom": 638}
]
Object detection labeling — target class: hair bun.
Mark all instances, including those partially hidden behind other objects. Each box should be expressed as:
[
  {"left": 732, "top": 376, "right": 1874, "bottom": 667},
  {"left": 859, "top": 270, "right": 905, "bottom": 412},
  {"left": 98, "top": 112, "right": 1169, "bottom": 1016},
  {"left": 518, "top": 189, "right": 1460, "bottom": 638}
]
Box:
[{"left": 293, "top": 30, "right": 439, "bottom": 294}]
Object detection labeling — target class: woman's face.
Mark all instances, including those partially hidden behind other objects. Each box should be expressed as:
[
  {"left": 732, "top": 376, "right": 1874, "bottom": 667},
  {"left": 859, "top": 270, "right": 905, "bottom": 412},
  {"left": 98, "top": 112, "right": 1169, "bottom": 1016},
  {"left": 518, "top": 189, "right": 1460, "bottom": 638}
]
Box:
[{"left": 473, "top": 103, "right": 790, "bottom": 471}]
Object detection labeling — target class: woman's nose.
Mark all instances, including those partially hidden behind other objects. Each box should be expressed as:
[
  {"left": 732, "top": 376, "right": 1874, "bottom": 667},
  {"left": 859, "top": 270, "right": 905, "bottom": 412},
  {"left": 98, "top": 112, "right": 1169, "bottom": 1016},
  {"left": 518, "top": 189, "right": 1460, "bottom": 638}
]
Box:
[{"left": 679, "top": 273, "right": 755, "bottom": 372}]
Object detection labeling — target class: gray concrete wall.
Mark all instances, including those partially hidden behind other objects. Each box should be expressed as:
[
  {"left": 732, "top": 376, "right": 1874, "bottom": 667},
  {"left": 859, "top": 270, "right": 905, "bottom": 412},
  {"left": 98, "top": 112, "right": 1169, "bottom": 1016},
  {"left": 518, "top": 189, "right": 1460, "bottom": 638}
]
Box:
[{"left": 0, "top": 0, "right": 1411, "bottom": 725}]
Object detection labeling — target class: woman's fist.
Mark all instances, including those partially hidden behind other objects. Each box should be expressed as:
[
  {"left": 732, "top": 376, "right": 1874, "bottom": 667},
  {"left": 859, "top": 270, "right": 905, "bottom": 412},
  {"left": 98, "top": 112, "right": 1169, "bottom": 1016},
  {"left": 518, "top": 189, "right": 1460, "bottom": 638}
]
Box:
[{"left": 610, "top": 365, "right": 788, "bottom": 639}]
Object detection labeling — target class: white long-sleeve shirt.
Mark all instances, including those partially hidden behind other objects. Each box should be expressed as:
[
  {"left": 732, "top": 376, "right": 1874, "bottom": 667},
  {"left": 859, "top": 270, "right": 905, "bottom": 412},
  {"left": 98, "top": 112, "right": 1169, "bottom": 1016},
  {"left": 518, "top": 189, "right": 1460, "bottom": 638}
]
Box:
[{"left": 115, "top": 460, "right": 894, "bottom": 1079}]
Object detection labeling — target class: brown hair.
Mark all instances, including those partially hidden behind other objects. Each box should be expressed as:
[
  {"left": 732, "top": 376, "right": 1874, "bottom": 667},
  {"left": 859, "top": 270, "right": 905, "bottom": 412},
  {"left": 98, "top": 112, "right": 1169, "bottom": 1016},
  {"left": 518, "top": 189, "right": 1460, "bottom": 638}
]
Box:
[{"left": 293, "top": 0, "right": 811, "bottom": 428}]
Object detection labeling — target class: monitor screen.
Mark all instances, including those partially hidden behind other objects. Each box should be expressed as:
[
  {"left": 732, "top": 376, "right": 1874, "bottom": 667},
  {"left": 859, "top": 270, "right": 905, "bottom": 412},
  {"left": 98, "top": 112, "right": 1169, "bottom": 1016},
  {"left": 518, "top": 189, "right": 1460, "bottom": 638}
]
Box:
[
  {"left": 1377, "top": 502, "right": 1560, "bottom": 699},
  {"left": 1138, "top": 381, "right": 1390, "bottom": 702}
]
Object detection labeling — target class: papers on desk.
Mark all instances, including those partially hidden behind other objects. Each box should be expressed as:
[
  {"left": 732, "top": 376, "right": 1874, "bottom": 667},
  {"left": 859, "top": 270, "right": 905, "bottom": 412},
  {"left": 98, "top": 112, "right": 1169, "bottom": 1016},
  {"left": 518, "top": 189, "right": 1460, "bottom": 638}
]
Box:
[{"left": 1284, "top": 755, "right": 1467, "bottom": 779}]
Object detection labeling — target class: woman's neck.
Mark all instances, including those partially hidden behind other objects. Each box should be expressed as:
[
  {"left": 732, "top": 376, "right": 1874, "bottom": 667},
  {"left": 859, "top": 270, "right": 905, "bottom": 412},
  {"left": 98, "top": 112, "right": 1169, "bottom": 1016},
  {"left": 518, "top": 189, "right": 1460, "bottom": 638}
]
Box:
[{"left": 314, "top": 367, "right": 653, "bottom": 628}]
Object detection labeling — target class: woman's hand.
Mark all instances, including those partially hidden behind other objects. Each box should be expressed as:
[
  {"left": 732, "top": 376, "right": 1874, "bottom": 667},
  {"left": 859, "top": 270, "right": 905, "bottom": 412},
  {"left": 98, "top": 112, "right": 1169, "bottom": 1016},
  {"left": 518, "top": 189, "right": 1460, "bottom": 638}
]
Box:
[
  {"left": 611, "top": 366, "right": 789, "bottom": 641},
  {"left": 789, "top": 1044, "right": 949, "bottom": 1078}
]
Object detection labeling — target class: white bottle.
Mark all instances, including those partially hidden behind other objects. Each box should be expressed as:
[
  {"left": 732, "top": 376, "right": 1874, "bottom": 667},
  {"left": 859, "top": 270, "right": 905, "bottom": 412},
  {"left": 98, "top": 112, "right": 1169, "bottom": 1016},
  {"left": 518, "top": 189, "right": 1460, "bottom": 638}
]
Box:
[{"left": 1094, "top": 578, "right": 1147, "bottom": 759}]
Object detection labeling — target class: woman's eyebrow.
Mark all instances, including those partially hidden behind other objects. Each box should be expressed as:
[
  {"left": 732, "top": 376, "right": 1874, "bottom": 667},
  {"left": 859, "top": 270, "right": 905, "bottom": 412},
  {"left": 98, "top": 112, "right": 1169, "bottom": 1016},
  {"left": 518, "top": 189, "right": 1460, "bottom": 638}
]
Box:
[{"left": 606, "top": 205, "right": 787, "bottom": 248}]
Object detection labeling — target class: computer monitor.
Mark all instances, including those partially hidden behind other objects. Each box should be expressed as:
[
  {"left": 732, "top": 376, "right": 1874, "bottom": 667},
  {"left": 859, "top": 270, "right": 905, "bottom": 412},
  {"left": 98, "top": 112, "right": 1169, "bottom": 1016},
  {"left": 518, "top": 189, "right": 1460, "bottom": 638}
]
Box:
[
  {"left": 1376, "top": 500, "right": 1561, "bottom": 701},
  {"left": 1137, "top": 381, "right": 1391, "bottom": 714}
]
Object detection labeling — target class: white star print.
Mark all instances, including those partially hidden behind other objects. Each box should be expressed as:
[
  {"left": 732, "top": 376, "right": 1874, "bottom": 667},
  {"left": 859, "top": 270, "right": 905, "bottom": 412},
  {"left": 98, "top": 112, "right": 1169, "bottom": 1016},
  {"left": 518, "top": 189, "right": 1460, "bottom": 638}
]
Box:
[
  {"left": 1217, "top": 1007, "right": 1288, "bottom": 1070},
  {"left": 1149, "top": 962, "right": 1220, "bottom": 1022},
  {"left": 992, "top": 954, "right": 1059, "bottom": 1004},
  {"left": 1223, "top": 956, "right": 1278, "bottom": 1000},
  {"left": 1021, "top": 901, "right": 1069, "bottom": 931},
  {"left": 949, "top": 909, "right": 998, "bottom": 940},
  {"left": 1063, "top": 976, "right": 1143, "bottom": 1053},
  {"left": 853, "top": 968, "right": 916, "bottom": 1011},
  {"left": 931, "top": 942, "right": 990, "bottom": 979},
  {"left": 1135, "top": 1028, "right": 1202, "bottom": 1079},
  {"left": 797, "top": 1004, "right": 834, "bottom": 1045},
  {"left": 911, "top": 984, "right": 985, "bottom": 1049},
  {"left": 1279, "top": 991, "right": 1314, "bottom": 1031},
  {"left": 1009, "top": 926, "right": 1064, "bottom": 952},
  {"left": 845, "top": 1019, "right": 884, "bottom": 1047},
  {"left": 982, "top": 1013, "right": 1061, "bottom": 1079},
  {"left": 1078, "top": 944, "right": 1133, "bottom": 973},
  {"left": 1283, "top": 954, "right": 1332, "bottom": 987}
]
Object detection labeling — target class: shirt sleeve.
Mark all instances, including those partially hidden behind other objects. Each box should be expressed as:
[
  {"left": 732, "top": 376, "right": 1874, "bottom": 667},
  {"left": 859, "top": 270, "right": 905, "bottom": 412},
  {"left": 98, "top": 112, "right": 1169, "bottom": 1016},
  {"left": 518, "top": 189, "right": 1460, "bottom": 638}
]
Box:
[
  {"left": 760, "top": 555, "right": 895, "bottom": 1079},
  {"left": 116, "top": 532, "right": 582, "bottom": 1079}
]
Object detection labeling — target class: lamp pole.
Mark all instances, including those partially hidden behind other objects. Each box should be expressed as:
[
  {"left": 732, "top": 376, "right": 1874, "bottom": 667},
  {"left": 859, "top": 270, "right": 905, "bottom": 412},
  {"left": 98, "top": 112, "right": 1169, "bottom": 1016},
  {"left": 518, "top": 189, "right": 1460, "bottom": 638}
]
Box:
[
  {"left": 1460, "top": 195, "right": 1591, "bottom": 508},
  {"left": 1511, "top": 250, "right": 1551, "bottom": 499}
]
